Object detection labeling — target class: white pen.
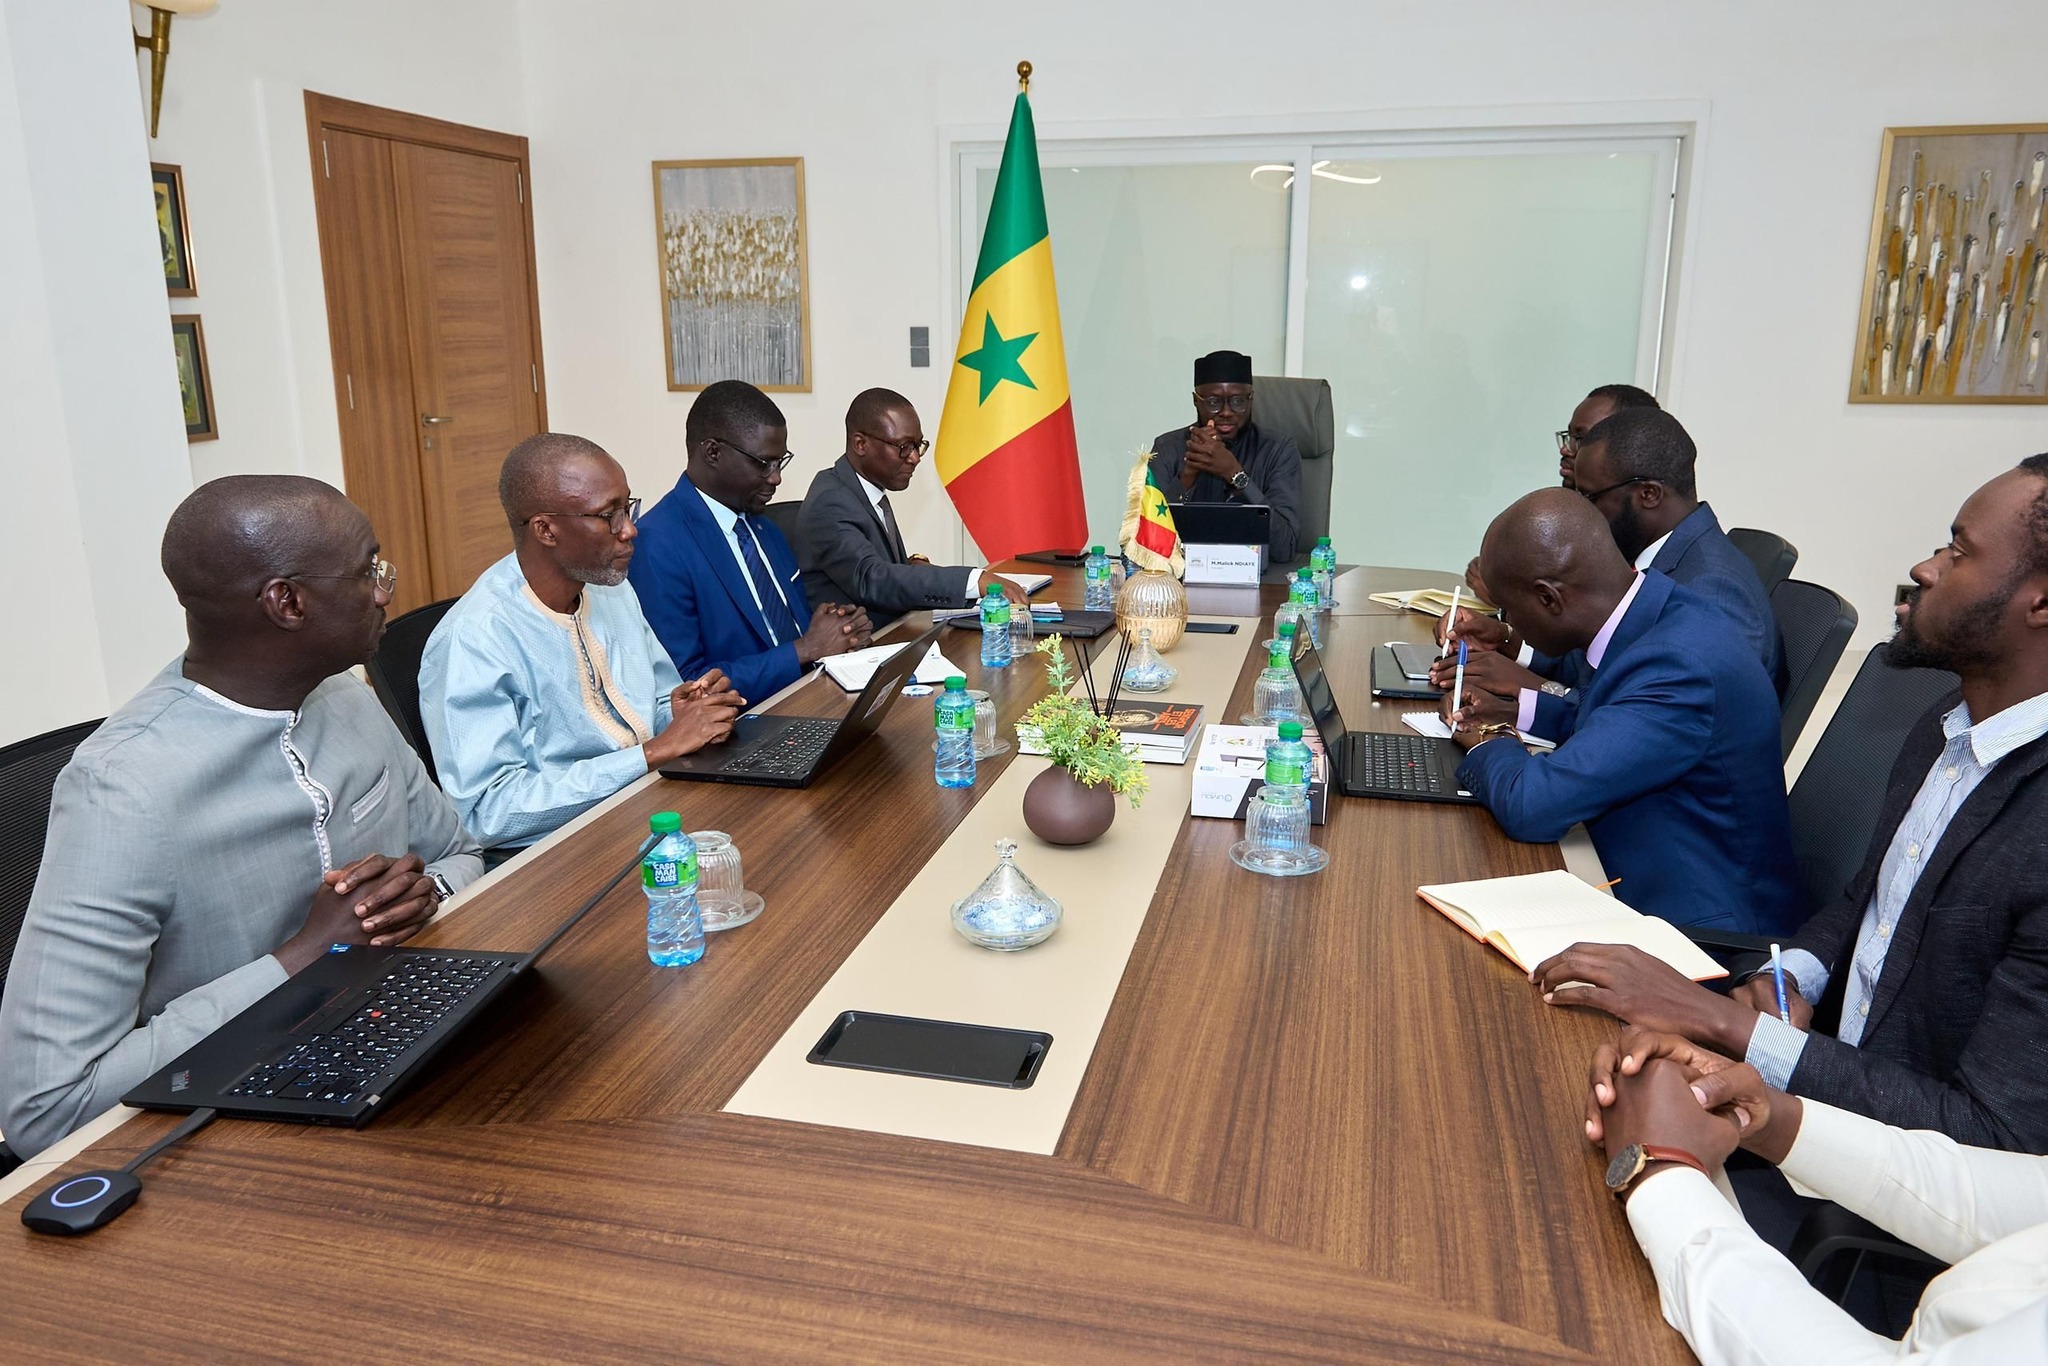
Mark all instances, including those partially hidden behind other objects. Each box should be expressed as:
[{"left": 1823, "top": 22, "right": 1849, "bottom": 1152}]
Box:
[{"left": 1440, "top": 585, "right": 1463, "bottom": 660}]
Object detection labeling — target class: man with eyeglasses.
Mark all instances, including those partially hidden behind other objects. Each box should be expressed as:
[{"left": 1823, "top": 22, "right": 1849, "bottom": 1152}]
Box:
[
  {"left": 420, "top": 433, "right": 747, "bottom": 852},
  {"left": 0, "top": 476, "right": 483, "bottom": 1159},
  {"left": 794, "top": 388, "right": 995, "bottom": 615},
  {"left": 1146, "top": 350, "right": 1304, "bottom": 563},
  {"left": 1438, "top": 407, "right": 1783, "bottom": 739},
  {"left": 632, "top": 381, "right": 874, "bottom": 702}
]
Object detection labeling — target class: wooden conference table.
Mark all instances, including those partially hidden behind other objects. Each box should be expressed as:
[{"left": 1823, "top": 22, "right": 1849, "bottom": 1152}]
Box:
[{"left": 0, "top": 564, "right": 1690, "bottom": 1364}]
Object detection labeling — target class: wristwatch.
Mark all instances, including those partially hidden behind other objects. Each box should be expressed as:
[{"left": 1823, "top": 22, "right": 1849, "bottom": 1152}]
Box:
[
  {"left": 1604, "top": 1142, "right": 1709, "bottom": 1200},
  {"left": 428, "top": 872, "right": 456, "bottom": 905},
  {"left": 1539, "top": 680, "right": 1572, "bottom": 699},
  {"left": 1229, "top": 469, "right": 1251, "bottom": 491},
  {"left": 1472, "top": 721, "right": 1519, "bottom": 747}
]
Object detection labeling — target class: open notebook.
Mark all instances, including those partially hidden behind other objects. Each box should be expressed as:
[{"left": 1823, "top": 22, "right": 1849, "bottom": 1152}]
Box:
[
  {"left": 1416, "top": 870, "right": 1726, "bottom": 981},
  {"left": 1366, "top": 587, "right": 1499, "bottom": 618}
]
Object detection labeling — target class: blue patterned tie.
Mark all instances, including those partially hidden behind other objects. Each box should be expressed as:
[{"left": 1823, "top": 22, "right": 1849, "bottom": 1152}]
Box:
[{"left": 735, "top": 519, "right": 799, "bottom": 645}]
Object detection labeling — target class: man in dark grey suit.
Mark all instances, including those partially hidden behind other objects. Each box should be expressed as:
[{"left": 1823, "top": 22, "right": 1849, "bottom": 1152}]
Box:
[
  {"left": 1526, "top": 454, "right": 2048, "bottom": 1158},
  {"left": 795, "top": 389, "right": 987, "bottom": 616},
  {"left": 1146, "top": 350, "right": 1304, "bottom": 563}
]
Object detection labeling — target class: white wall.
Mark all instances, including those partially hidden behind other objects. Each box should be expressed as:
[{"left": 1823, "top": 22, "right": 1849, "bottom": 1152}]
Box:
[
  {"left": 143, "top": 0, "right": 530, "bottom": 492},
  {"left": 1, "top": 0, "right": 190, "bottom": 744},
  {"left": 517, "top": 0, "right": 2047, "bottom": 645}
]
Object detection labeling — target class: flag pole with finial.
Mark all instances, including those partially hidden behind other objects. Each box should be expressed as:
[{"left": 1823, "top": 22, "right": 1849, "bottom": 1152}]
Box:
[{"left": 1017, "top": 60, "right": 1032, "bottom": 91}]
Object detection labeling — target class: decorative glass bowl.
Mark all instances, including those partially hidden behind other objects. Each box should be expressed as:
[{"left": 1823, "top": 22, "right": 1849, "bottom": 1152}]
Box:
[
  {"left": 951, "top": 838, "right": 1063, "bottom": 950},
  {"left": 1114, "top": 567, "right": 1188, "bottom": 652}
]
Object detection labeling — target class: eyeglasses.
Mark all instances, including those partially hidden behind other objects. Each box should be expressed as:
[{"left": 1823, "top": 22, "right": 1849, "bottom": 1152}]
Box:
[
  {"left": 710, "top": 436, "right": 796, "bottom": 474},
  {"left": 290, "top": 557, "right": 397, "bottom": 595},
  {"left": 1193, "top": 391, "right": 1253, "bottom": 416},
  {"left": 527, "top": 498, "right": 641, "bottom": 535},
  {"left": 1555, "top": 430, "right": 1581, "bottom": 456},
  {"left": 1577, "top": 475, "right": 1657, "bottom": 503},
  {"left": 858, "top": 431, "right": 931, "bottom": 459}
]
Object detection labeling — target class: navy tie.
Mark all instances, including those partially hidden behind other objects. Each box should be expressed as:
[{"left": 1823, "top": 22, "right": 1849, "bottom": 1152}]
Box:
[{"left": 735, "top": 519, "right": 800, "bottom": 645}]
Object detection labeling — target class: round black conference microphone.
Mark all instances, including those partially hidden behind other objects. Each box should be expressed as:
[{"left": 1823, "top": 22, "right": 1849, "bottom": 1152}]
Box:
[{"left": 21, "top": 1106, "right": 219, "bottom": 1236}]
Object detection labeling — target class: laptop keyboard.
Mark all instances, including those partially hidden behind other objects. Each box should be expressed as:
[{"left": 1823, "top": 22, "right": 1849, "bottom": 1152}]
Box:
[
  {"left": 720, "top": 718, "right": 838, "bottom": 776},
  {"left": 1356, "top": 732, "right": 1462, "bottom": 796},
  {"left": 226, "top": 955, "right": 498, "bottom": 1105}
]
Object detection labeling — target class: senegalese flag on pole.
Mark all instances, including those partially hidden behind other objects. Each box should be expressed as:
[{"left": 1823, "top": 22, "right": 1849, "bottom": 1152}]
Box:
[
  {"left": 934, "top": 69, "right": 1087, "bottom": 562},
  {"left": 1119, "top": 450, "right": 1183, "bottom": 577}
]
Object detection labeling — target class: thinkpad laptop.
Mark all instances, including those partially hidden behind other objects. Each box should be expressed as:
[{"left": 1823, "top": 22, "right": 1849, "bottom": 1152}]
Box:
[
  {"left": 660, "top": 623, "right": 943, "bottom": 788},
  {"left": 1293, "top": 642, "right": 1478, "bottom": 805},
  {"left": 124, "top": 839, "right": 650, "bottom": 1126}
]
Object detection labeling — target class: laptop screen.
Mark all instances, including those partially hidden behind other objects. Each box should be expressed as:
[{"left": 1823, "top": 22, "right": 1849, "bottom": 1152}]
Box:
[{"left": 1291, "top": 643, "right": 1348, "bottom": 753}]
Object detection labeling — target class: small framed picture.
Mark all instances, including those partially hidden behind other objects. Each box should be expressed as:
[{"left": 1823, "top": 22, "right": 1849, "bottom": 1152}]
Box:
[
  {"left": 172, "top": 315, "right": 217, "bottom": 442},
  {"left": 152, "top": 162, "right": 197, "bottom": 297}
]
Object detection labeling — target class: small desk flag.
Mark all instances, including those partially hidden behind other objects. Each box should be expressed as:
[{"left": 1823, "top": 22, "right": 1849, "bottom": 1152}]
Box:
[{"left": 1120, "top": 450, "right": 1183, "bottom": 576}]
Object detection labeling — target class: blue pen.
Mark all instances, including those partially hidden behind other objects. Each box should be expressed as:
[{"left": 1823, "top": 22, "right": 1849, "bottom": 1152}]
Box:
[
  {"left": 1451, "top": 638, "right": 1468, "bottom": 731},
  {"left": 1769, "top": 942, "right": 1790, "bottom": 1023}
]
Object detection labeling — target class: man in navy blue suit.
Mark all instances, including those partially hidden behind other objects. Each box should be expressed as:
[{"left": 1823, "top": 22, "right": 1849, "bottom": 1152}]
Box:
[
  {"left": 1440, "top": 408, "right": 1785, "bottom": 739},
  {"left": 1448, "top": 488, "right": 1802, "bottom": 934},
  {"left": 630, "top": 382, "right": 872, "bottom": 702}
]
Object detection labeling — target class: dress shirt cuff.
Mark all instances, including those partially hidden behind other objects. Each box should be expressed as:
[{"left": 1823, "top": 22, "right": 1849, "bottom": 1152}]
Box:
[
  {"left": 1776, "top": 1101, "right": 1885, "bottom": 1207},
  {"left": 1515, "top": 640, "right": 1535, "bottom": 667},
  {"left": 1778, "top": 948, "right": 1828, "bottom": 1003},
  {"left": 1517, "top": 688, "right": 1540, "bottom": 733},
  {"left": 1744, "top": 1011, "right": 1810, "bottom": 1091},
  {"left": 966, "top": 567, "right": 984, "bottom": 602},
  {"left": 1623, "top": 1166, "right": 1748, "bottom": 1271}
]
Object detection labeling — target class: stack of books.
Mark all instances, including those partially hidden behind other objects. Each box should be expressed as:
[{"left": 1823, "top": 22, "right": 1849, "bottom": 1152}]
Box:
[{"left": 1019, "top": 700, "right": 1205, "bottom": 765}]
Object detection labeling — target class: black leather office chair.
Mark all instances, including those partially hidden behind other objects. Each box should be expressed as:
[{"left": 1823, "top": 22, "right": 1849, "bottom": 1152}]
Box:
[
  {"left": 0, "top": 715, "right": 104, "bottom": 1177},
  {"left": 1727, "top": 528, "right": 1799, "bottom": 594},
  {"left": 1685, "top": 642, "right": 1955, "bottom": 964},
  {"left": 761, "top": 501, "right": 804, "bottom": 547},
  {"left": 1772, "top": 579, "right": 1857, "bottom": 759},
  {"left": 1249, "top": 375, "right": 1334, "bottom": 578},
  {"left": 366, "top": 598, "right": 457, "bottom": 785}
]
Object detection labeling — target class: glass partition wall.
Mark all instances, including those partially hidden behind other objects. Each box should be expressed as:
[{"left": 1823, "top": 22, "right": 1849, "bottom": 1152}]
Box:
[{"left": 959, "top": 132, "right": 1681, "bottom": 569}]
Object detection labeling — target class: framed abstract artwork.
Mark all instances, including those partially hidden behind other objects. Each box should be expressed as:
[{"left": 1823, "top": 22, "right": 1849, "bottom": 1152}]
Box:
[
  {"left": 651, "top": 157, "right": 811, "bottom": 392},
  {"left": 1849, "top": 124, "right": 2048, "bottom": 403},
  {"left": 152, "top": 161, "right": 197, "bottom": 297},
  {"left": 172, "top": 315, "right": 217, "bottom": 442}
]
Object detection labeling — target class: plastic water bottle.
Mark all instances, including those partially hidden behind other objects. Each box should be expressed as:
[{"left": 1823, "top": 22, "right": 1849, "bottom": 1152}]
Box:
[
  {"left": 1291, "top": 569, "right": 1322, "bottom": 647},
  {"left": 1245, "top": 634, "right": 1306, "bottom": 726},
  {"left": 643, "top": 812, "right": 704, "bottom": 967},
  {"left": 980, "top": 586, "right": 1013, "bottom": 667},
  {"left": 1311, "top": 536, "right": 1337, "bottom": 607},
  {"left": 934, "top": 675, "right": 977, "bottom": 788},
  {"left": 1083, "top": 545, "right": 1115, "bottom": 611},
  {"left": 1264, "top": 721, "right": 1314, "bottom": 803}
]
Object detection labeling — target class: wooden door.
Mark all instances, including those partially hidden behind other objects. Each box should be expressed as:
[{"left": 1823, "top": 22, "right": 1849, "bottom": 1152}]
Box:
[{"left": 306, "top": 94, "right": 547, "bottom": 614}]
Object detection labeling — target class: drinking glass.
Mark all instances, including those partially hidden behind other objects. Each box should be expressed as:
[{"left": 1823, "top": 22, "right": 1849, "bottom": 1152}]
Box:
[{"left": 691, "top": 830, "right": 765, "bottom": 930}]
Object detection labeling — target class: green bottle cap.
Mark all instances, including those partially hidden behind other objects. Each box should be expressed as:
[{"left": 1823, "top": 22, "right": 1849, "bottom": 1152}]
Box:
[
  {"left": 1278, "top": 721, "right": 1304, "bottom": 740},
  {"left": 1278, "top": 619, "right": 1297, "bottom": 636},
  {"left": 1090, "top": 545, "right": 1104, "bottom": 555},
  {"left": 649, "top": 811, "right": 682, "bottom": 834},
  {"left": 1317, "top": 535, "right": 1331, "bottom": 546},
  {"left": 1297, "top": 567, "right": 1311, "bottom": 579},
  {"left": 945, "top": 674, "right": 967, "bottom": 690}
]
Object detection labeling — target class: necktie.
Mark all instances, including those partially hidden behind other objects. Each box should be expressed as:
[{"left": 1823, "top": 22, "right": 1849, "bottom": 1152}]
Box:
[
  {"left": 735, "top": 519, "right": 800, "bottom": 645},
  {"left": 877, "top": 495, "right": 907, "bottom": 561}
]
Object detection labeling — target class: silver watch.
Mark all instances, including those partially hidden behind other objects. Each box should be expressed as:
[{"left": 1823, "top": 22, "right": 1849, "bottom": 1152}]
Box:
[
  {"left": 1539, "top": 680, "right": 1572, "bottom": 699},
  {"left": 1229, "top": 469, "right": 1251, "bottom": 491},
  {"left": 429, "top": 872, "right": 456, "bottom": 903}
]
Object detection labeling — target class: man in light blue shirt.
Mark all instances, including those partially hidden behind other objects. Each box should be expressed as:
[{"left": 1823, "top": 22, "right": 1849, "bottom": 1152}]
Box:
[
  {"left": 1527, "top": 456, "right": 2048, "bottom": 1159},
  {"left": 422, "top": 433, "right": 746, "bottom": 851}
]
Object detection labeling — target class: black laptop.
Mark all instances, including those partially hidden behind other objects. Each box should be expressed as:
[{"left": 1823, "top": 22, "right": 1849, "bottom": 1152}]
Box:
[
  {"left": 1174, "top": 503, "right": 1271, "bottom": 546},
  {"left": 124, "top": 841, "right": 649, "bottom": 1126},
  {"left": 659, "top": 623, "right": 943, "bottom": 788},
  {"left": 1293, "top": 642, "right": 1478, "bottom": 804}
]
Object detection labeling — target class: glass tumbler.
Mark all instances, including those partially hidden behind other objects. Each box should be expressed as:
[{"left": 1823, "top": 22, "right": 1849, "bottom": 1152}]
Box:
[
  {"left": 1228, "top": 785, "right": 1328, "bottom": 877},
  {"left": 932, "top": 689, "right": 1009, "bottom": 760},
  {"left": 690, "top": 830, "right": 764, "bottom": 931}
]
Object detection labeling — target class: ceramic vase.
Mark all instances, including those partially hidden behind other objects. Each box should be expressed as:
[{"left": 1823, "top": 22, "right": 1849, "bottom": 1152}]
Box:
[{"left": 1021, "top": 766, "right": 1116, "bottom": 846}]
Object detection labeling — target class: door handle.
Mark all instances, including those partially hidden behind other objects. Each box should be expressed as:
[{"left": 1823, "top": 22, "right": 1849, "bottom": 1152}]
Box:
[{"left": 421, "top": 414, "right": 456, "bottom": 425}]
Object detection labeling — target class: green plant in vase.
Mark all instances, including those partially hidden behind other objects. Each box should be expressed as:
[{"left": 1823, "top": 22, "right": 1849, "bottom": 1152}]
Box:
[{"left": 1016, "top": 635, "right": 1149, "bottom": 807}]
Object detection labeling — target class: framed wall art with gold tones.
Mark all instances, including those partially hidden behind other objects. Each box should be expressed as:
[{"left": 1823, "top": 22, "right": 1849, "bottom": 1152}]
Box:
[
  {"left": 152, "top": 161, "right": 197, "bottom": 296},
  {"left": 651, "top": 157, "right": 811, "bottom": 392},
  {"left": 1850, "top": 124, "right": 2047, "bottom": 404},
  {"left": 172, "top": 315, "right": 217, "bottom": 442}
]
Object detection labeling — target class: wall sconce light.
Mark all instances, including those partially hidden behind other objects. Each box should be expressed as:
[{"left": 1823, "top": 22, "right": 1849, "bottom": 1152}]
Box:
[{"left": 134, "top": 0, "right": 218, "bottom": 139}]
